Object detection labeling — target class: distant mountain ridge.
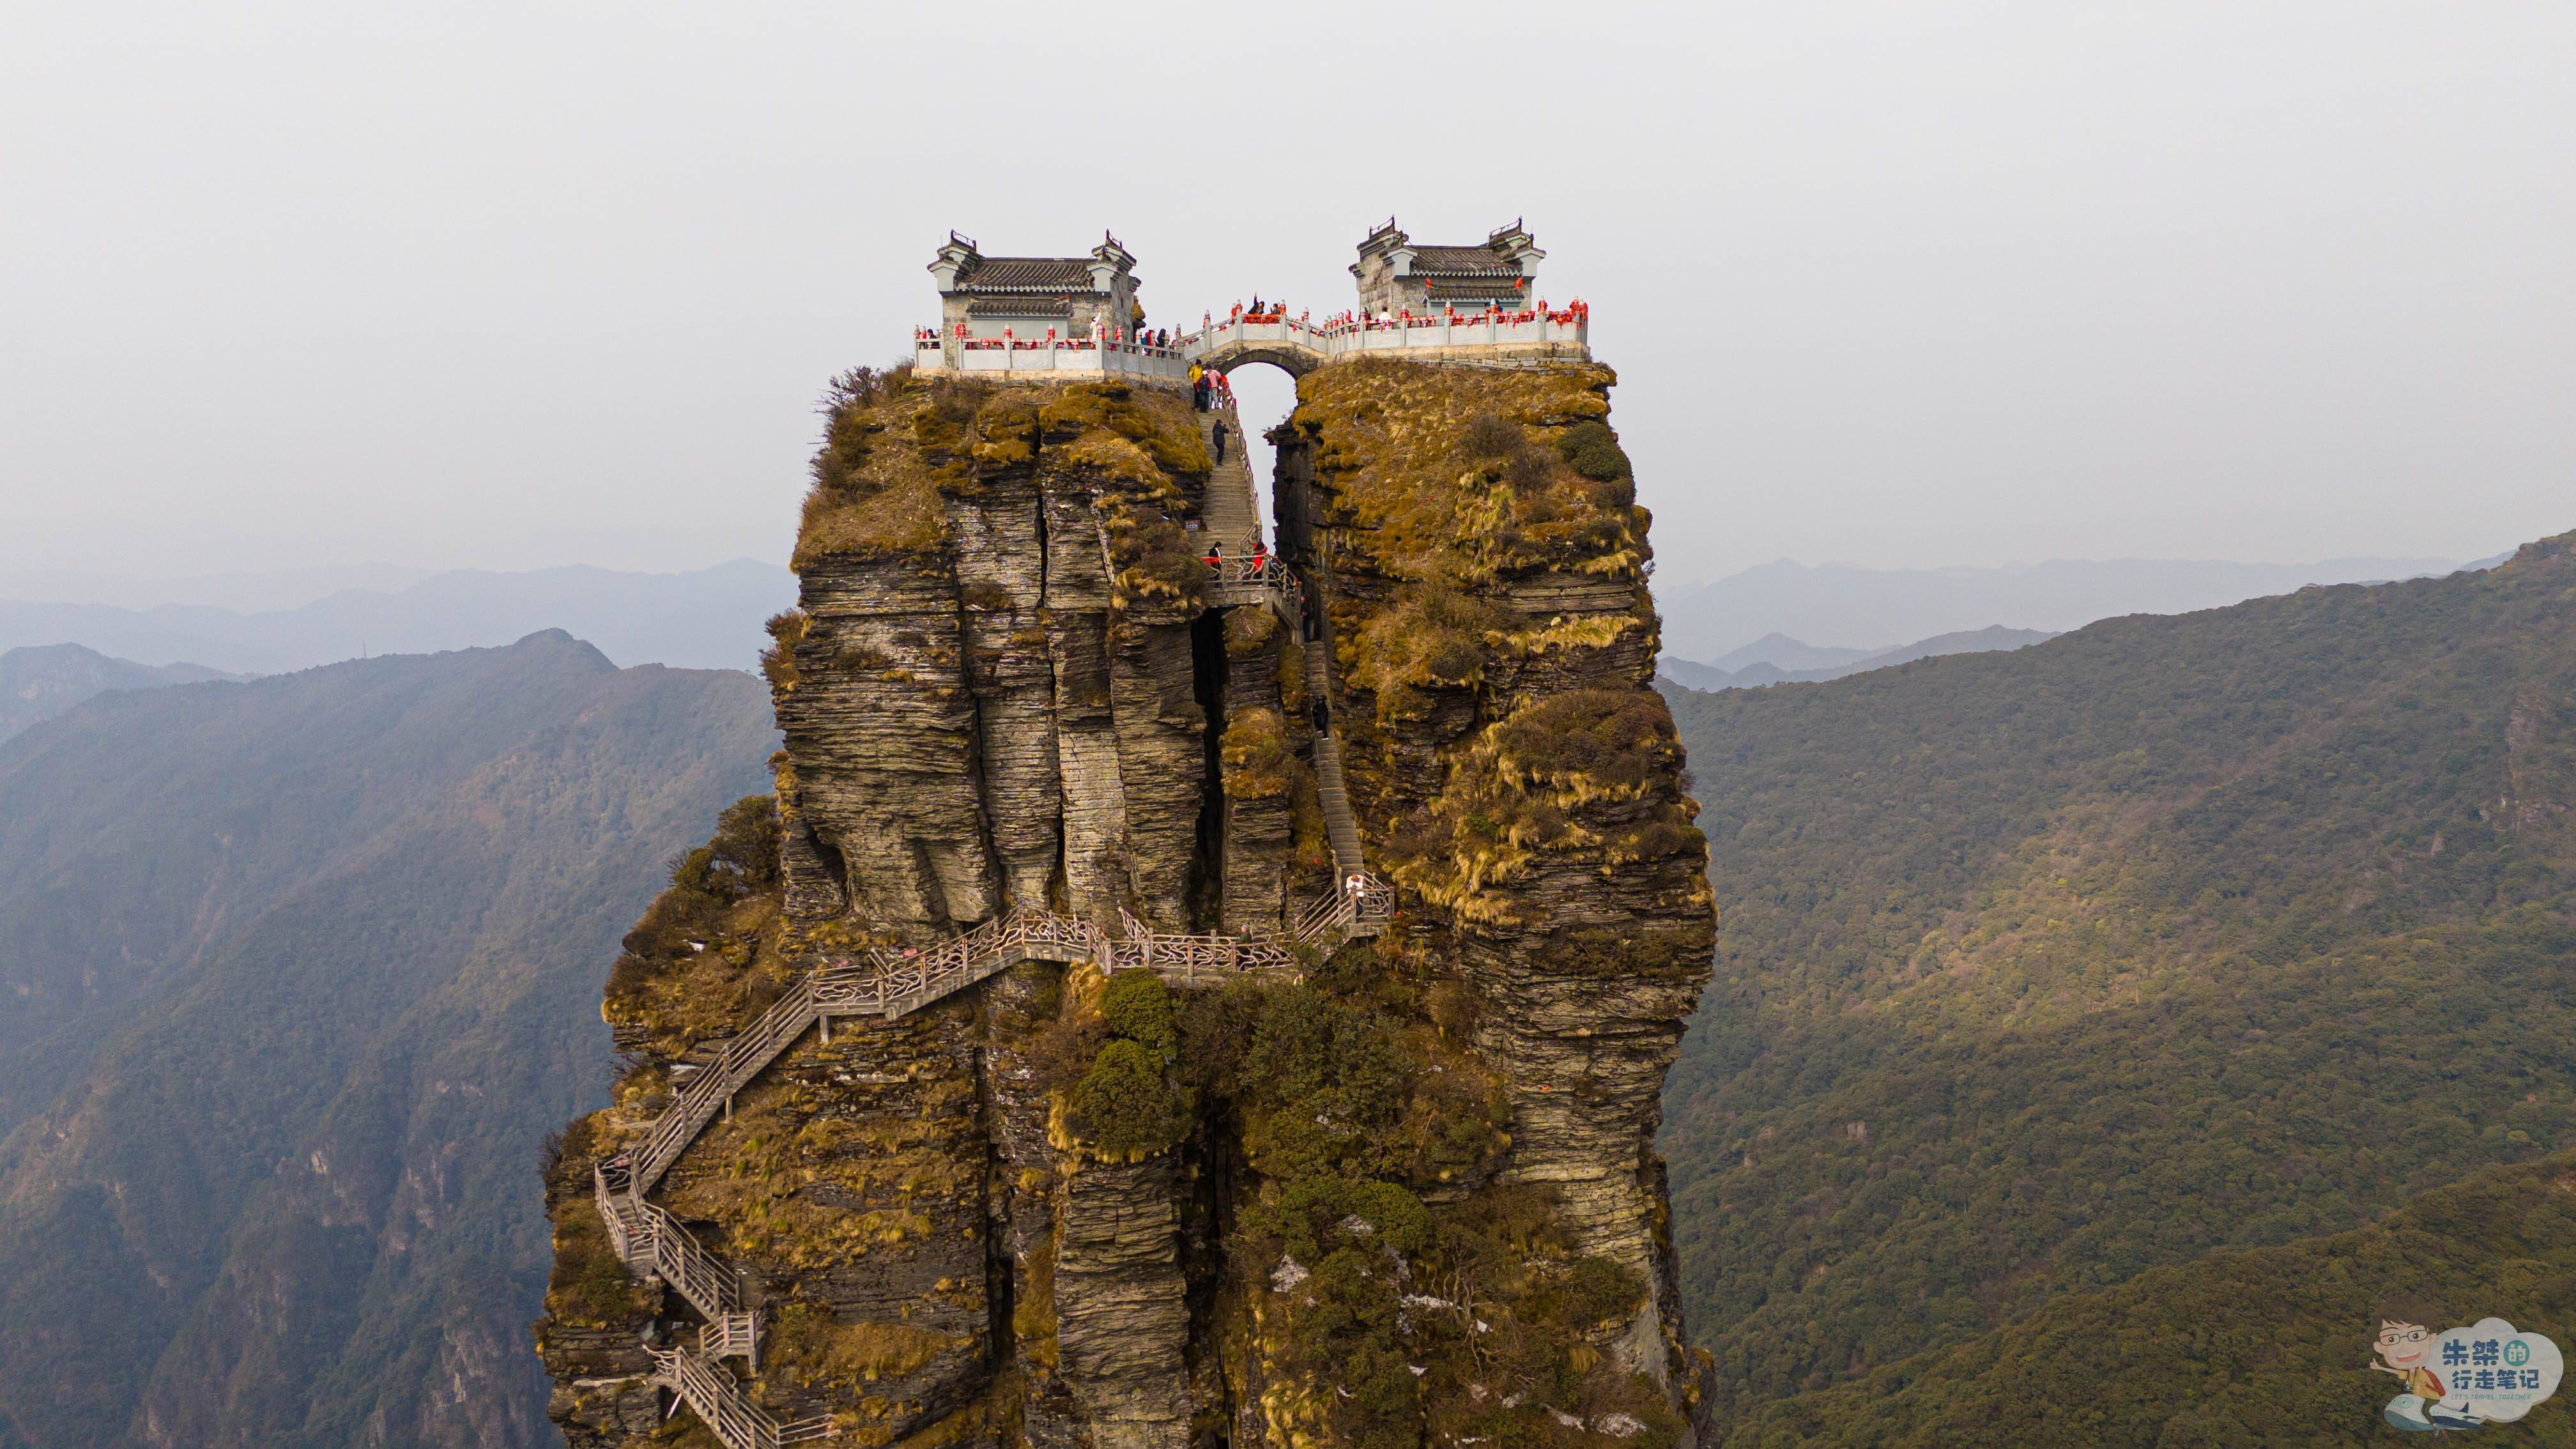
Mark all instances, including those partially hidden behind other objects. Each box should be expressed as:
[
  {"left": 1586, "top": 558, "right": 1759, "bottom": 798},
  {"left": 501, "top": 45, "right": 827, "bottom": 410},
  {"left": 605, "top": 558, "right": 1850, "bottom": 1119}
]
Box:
[
  {"left": 1654, "top": 553, "right": 2477, "bottom": 661},
  {"left": 0, "top": 643, "right": 236, "bottom": 742},
  {"left": 0, "top": 558, "right": 797, "bottom": 675},
  {"left": 0, "top": 631, "right": 776, "bottom": 1448},
  {"left": 1659, "top": 625, "right": 2057, "bottom": 691},
  {"left": 3, "top": 554, "right": 2489, "bottom": 682},
  {"left": 0, "top": 564, "right": 439, "bottom": 613},
  {"left": 1709, "top": 632, "right": 1882, "bottom": 673}
]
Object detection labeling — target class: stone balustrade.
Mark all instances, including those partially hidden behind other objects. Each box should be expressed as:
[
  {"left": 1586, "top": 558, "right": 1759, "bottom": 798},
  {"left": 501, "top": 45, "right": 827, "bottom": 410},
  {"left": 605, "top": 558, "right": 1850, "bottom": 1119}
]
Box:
[{"left": 912, "top": 300, "right": 1589, "bottom": 379}]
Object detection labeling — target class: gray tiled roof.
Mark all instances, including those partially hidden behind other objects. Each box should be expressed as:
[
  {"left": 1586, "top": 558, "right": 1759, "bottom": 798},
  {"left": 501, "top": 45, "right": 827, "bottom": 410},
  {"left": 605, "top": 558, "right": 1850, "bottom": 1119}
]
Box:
[
  {"left": 1409, "top": 244, "right": 1521, "bottom": 278},
  {"left": 955, "top": 257, "right": 1101, "bottom": 293},
  {"left": 1425, "top": 277, "right": 1526, "bottom": 298},
  {"left": 965, "top": 298, "right": 1075, "bottom": 316}
]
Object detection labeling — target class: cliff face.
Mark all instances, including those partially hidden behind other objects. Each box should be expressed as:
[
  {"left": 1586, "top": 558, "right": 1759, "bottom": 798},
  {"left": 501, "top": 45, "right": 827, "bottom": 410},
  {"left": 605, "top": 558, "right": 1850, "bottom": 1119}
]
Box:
[
  {"left": 1282, "top": 360, "right": 1713, "bottom": 1397},
  {"left": 537, "top": 359, "right": 1712, "bottom": 1448}
]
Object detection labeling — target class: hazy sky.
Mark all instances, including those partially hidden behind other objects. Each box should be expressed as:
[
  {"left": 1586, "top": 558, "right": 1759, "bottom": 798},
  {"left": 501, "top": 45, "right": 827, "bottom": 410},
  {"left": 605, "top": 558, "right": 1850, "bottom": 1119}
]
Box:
[{"left": 5, "top": 2, "right": 2570, "bottom": 588}]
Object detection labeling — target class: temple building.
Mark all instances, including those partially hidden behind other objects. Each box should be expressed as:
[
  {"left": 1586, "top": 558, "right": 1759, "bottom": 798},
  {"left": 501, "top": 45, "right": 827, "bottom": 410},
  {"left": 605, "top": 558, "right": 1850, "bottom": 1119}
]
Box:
[
  {"left": 1349, "top": 218, "right": 1546, "bottom": 316},
  {"left": 927, "top": 231, "right": 1143, "bottom": 341}
]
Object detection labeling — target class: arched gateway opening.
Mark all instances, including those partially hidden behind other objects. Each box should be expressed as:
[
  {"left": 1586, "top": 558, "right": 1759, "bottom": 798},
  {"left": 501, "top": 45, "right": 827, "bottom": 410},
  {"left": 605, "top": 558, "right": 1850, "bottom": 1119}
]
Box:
[
  {"left": 1192, "top": 335, "right": 1326, "bottom": 378},
  {"left": 1194, "top": 356, "right": 1302, "bottom": 564}
]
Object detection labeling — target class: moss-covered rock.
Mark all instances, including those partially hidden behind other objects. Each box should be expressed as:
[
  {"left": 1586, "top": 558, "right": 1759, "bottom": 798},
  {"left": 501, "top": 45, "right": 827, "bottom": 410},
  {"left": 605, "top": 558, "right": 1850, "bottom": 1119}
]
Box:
[{"left": 545, "top": 350, "right": 1712, "bottom": 1448}]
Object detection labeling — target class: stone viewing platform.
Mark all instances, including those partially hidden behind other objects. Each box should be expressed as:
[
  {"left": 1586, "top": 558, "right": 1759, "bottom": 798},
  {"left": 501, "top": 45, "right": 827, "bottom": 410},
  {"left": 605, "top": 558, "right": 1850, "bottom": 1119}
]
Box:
[{"left": 911, "top": 218, "right": 1590, "bottom": 379}]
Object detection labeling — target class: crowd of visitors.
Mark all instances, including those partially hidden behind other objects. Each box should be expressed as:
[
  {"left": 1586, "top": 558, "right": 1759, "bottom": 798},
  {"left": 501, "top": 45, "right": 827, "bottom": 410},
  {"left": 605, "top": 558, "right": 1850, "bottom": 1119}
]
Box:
[
  {"left": 1188, "top": 362, "right": 1234, "bottom": 413},
  {"left": 1227, "top": 297, "right": 1294, "bottom": 325}
]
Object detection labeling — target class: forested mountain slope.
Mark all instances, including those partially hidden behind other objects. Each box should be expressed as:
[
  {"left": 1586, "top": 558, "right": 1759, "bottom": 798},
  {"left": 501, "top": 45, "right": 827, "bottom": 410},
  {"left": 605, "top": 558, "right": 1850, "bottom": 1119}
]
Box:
[
  {"left": 1658, "top": 530, "right": 2576, "bottom": 1427},
  {"left": 0, "top": 642, "right": 233, "bottom": 742},
  {"left": 1732, "top": 1153, "right": 2576, "bottom": 1446},
  {"left": 0, "top": 632, "right": 773, "bottom": 1448}
]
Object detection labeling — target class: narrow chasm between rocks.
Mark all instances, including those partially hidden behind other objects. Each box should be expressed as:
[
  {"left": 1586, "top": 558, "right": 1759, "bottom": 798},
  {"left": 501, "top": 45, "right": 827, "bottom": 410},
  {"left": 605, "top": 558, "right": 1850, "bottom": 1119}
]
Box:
[{"left": 1187, "top": 608, "right": 1229, "bottom": 932}]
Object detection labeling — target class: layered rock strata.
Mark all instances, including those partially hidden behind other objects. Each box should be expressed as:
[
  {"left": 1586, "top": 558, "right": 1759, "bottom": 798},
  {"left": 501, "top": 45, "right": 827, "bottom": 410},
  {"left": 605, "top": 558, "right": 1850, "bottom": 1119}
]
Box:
[
  {"left": 1280, "top": 360, "right": 1713, "bottom": 1396},
  {"left": 536, "top": 358, "right": 1713, "bottom": 1448}
]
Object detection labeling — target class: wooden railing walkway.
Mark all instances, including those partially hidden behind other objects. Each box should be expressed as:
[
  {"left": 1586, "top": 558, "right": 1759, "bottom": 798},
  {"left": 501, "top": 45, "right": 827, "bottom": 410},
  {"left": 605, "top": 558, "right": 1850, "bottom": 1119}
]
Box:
[
  {"left": 651, "top": 1344, "right": 838, "bottom": 1448},
  {"left": 595, "top": 898, "right": 1386, "bottom": 1449},
  {"left": 1204, "top": 552, "right": 1302, "bottom": 617}
]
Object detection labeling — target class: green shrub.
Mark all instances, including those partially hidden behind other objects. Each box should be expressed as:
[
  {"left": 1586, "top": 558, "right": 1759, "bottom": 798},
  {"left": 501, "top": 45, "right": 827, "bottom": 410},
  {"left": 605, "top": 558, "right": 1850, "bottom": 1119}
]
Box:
[
  {"left": 1238, "top": 986, "right": 1411, "bottom": 1179},
  {"left": 1554, "top": 420, "right": 1631, "bottom": 482},
  {"left": 1069, "top": 1039, "right": 1190, "bottom": 1156},
  {"left": 1100, "top": 970, "right": 1176, "bottom": 1057},
  {"left": 1553, "top": 1256, "right": 1646, "bottom": 1329},
  {"left": 1266, "top": 1174, "right": 1434, "bottom": 1262},
  {"left": 1287, "top": 1246, "right": 1426, "bottom": 1447},
  {"left": 1175, "top": 979, "right": 1259, "bottom": 1098},
  {"left": 760, "top": 610, "right": 805, "bottom": 693},
  {"left": 546, "top": 1206, "right": 645, "bottom": 1327}
]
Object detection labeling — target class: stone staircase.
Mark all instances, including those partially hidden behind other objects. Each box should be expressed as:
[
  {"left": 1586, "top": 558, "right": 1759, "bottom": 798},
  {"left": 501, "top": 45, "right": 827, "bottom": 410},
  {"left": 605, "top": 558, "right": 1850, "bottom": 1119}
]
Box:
[
  {"left": 1304, "top": 638, "right": 1368, "bottom": 881},
  {"left": 1197, "top": 400, "right": 1299, "bottom": 620},
  {"left": 1198, "top": 400, "right": 1263, "bottom": 555},
  {"left": 1191, "top": 392, "right": 1378, "bottom": 903}
]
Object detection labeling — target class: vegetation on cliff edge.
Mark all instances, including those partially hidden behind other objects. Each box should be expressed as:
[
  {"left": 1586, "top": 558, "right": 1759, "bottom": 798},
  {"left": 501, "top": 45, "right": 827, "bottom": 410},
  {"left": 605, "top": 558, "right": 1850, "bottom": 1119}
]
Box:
[{"left": 794, "top": 368, "right": 1212, "bottom": 622}]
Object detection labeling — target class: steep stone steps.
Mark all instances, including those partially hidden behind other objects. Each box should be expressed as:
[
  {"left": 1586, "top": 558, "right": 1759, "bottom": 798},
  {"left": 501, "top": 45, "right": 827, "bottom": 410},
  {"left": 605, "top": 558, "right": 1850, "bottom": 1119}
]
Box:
[
  {"left": 1302, "top": 620, "right": 1367, "bottom": 878},
  {"left": 1197, "top": 402, "right": 1263, "bottom": 554},
  {"left": 1190, "top": 399, "right": 1384, "bottom": 935}
]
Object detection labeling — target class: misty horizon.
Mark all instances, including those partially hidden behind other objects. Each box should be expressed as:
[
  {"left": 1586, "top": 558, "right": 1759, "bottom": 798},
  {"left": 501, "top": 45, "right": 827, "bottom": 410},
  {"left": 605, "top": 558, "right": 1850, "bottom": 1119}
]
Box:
[
  {"left": 5, "top": 3, "right": 2570, "bottom": 588},
  {"left": 0, "top": 545, "right": 2481, "bottom": 613}
]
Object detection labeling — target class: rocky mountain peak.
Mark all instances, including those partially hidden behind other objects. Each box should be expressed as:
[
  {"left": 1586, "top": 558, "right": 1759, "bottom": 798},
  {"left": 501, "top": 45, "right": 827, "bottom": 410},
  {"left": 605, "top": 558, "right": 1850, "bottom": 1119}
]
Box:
[{"left": 537, "top": 355, "right": 1715, "bottom": 1448}]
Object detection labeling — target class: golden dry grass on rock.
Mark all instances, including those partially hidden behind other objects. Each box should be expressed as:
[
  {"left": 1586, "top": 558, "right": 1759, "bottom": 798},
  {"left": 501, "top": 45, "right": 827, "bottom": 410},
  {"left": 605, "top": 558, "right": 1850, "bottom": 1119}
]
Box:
[{"left": 1292, "top": 359, "right": 1630, "bottom": 589}]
